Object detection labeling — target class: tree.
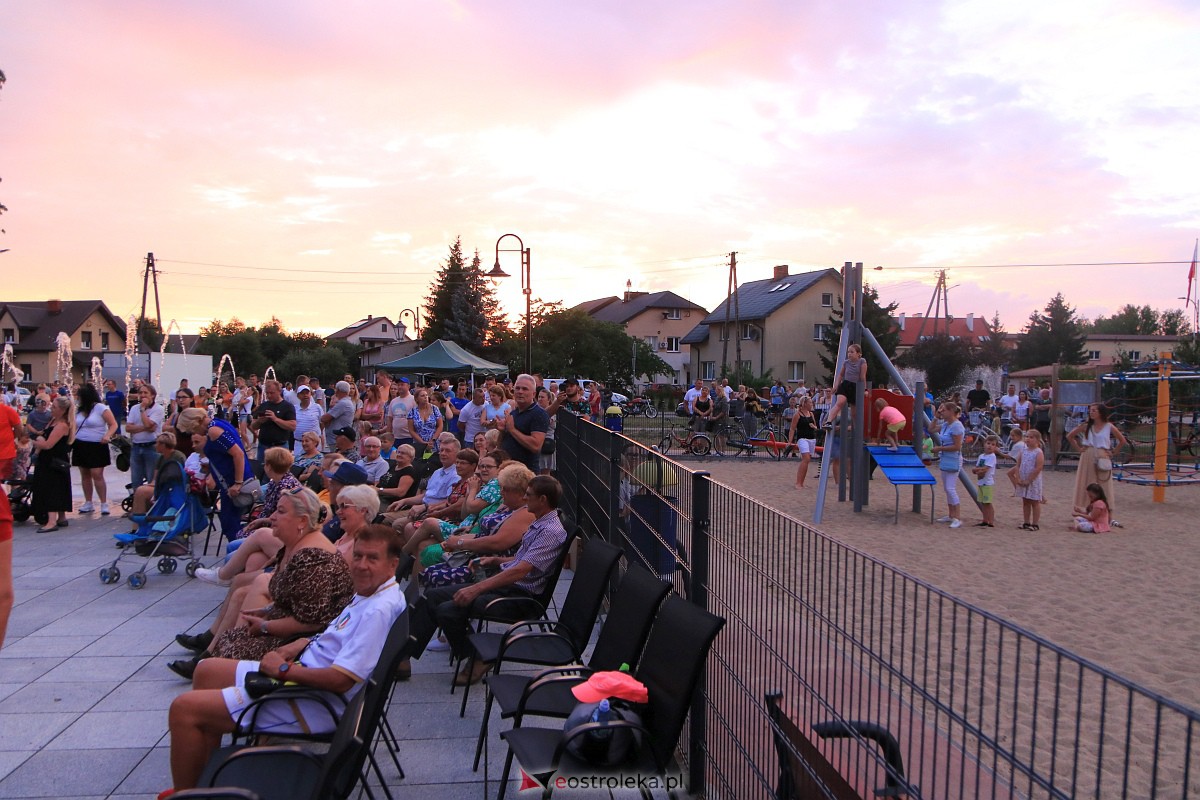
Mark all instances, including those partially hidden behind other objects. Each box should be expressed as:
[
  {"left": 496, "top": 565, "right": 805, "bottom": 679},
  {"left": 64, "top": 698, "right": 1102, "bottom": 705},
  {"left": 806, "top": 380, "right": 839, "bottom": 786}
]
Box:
[
  {"left": 422, "top": 239, "right": 506, "bottom": 350},
  {"left": 495, "top": 301, "right": 671, "bottom": 389},
  {"left": 897, "top": 334, "right": 975, "bottom": 397},
  {"left": 975, "top": 312, "right": 1010, "bottom": 368},
  {"left": 194, "top": 319, "right": 360, "bottom": 383},
  {"left": 818, "top": 284, "right": 901, "bottom": 385},
  {"left": 1088, "top": 304, "right": 1191, "bottom": 337},
  {"left": 132, "top": 316, "right": 164, "bottom": 352},
  {"left": 1013, "top": 294, "right": 1088, "bottom": 370}
]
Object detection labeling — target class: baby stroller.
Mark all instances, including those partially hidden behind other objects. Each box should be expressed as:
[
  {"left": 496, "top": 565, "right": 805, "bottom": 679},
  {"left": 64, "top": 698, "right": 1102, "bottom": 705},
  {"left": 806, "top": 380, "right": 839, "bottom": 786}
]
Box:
[
  {"left": 100, "top": 459, "right": 208, "bottom": 589},
  {"left": 3, "top": 475, "right": 34, "bottom": 523}
]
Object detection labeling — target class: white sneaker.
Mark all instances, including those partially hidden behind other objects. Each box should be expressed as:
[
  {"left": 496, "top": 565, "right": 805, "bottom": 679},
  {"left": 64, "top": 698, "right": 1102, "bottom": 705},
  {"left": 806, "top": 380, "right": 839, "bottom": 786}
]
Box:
[
  {"left": 193, "top": 567, "right": 231, "bottom": 587},
  {"left": 78, "top": 502, "right": 95, "bottom": 513},
  {"left": 935, "top": 515, "right": 952, "bottom": 523},
  {"left": 426, "top": 636, "right": 451, "bottom": 652},
  {"left": 949, "top": 519, "right": 962, "bottom": 529},
  {"left": 1111, "top": 520, "right": 1123, "bottom": 528},
  {"left": 99, "top": 503, "right": 110, "bottom": 516}
]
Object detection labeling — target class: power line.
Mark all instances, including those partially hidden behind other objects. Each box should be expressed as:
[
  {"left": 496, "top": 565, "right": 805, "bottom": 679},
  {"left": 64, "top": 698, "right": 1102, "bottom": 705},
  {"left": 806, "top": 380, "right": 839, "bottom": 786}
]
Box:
[{"left": 877, "top": 260, "right": 1193, "bottom": 270}]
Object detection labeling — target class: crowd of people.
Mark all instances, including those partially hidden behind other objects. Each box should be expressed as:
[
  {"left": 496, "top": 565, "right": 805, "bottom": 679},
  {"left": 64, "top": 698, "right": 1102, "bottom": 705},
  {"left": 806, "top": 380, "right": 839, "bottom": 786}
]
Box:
[{"left": 0, "top": 364, "right": 1140, "bottom": 795}]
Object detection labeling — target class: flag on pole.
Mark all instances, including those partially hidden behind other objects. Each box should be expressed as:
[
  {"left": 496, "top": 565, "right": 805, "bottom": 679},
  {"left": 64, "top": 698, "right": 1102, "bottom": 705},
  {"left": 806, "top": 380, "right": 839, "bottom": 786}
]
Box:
[{"left": 1189, "top": 239, "right": 1198, "bottom": 307}]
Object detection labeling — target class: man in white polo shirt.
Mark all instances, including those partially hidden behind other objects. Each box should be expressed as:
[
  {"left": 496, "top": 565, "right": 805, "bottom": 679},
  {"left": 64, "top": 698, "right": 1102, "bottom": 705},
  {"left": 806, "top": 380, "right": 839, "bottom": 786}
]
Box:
[{"left": 164, "top": 524, "right": 405, "bottom": 793}]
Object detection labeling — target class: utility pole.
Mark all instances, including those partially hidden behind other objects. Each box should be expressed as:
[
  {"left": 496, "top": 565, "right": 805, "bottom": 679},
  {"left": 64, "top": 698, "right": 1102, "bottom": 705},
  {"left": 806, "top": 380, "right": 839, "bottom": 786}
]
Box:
[
  {"left": 137, "top": 252, "right": 163, "bottom": 350},
  {"left": 915, "top": 269, "right": 950, "bottom": 342}
]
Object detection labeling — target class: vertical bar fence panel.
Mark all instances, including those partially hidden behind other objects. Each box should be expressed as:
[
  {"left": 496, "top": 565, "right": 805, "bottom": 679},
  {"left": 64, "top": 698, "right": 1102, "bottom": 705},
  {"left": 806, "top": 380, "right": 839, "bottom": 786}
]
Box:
[{"left": 554, "top": 414, "right": 1200, "bottom": 799}]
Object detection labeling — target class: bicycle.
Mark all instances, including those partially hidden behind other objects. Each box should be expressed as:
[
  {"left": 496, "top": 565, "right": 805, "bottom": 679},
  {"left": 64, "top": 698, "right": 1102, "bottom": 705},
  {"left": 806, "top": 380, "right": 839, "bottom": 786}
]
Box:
[{"left": 658, "top": 421, "right": 712, "bottom": 457}]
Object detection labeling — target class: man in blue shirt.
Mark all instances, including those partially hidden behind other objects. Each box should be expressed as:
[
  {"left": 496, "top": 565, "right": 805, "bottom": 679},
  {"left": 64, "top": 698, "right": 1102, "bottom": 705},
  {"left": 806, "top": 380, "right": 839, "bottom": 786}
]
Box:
[{"left": 104, "top": 380, "right": 127, "bottom": 434}]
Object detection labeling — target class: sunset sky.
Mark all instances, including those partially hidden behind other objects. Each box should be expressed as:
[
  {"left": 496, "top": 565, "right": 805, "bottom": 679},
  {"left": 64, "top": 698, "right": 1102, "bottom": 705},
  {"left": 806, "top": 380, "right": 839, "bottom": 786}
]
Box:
[{"left": 3, "top": 0, "right": 1200, "bottom": 337}]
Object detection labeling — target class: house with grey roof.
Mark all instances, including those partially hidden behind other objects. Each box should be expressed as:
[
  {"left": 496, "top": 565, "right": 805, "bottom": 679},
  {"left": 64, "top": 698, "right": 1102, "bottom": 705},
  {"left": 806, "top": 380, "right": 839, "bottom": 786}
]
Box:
[
  {"left": 0, "top": 299, "right": 128, "bottom": 384},
  {"left": 681, "top": 265, "right": 842, "bottom": 383},
  {"left": 572, "top": 287, "right": 708, "bottom": 387}
]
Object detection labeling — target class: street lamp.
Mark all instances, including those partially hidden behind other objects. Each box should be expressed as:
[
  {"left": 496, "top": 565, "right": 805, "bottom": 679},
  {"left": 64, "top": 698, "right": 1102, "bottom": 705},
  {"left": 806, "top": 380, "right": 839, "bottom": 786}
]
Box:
[
  {"left": 489, "top": 233, "right": 531, "bottom": 375},
  {"left": 399, "top": 308, "right": 421, "bottom": 341}
]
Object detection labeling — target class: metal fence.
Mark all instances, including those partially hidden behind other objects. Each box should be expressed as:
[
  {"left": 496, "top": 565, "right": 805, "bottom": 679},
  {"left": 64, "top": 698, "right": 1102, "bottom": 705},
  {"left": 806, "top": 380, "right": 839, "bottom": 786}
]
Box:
[{"left": 555, "top": 411, "right": 1200, "bottom": 799}]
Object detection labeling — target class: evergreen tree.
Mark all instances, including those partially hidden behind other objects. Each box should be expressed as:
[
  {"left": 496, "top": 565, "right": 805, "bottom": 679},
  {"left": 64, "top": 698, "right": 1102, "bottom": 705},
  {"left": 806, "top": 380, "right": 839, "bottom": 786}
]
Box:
[
  {"left": 1014, "top": 293, "right": 1088, "bottom": 369},
  {"left": 422, "top": 241, "right": 506, "bottom": 349},
  {"left": 421, "top": 237, "right": 468, "bottom": 344},
  {"left": 975, "top": 312, "right": 1010, "bottom": 367},
  {"left": 818, "top": 285, "right": 901, "bottom": 385}
]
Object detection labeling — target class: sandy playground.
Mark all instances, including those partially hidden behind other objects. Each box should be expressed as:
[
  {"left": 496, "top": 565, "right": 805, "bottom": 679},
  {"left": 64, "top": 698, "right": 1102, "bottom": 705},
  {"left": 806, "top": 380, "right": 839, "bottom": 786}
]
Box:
[{"left": 699, "top": 456, "right": 1200, "bottom": 713}]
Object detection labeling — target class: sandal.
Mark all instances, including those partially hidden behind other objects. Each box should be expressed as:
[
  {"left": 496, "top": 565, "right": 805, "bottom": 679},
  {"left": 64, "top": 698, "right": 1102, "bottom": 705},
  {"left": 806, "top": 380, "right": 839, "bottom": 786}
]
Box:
[
  {"left": 1017, "top": 523, "right": 1031, "bottom": 530},
  {"left": 1028, "top": 524, "right": 1040, "bottom": 531}
]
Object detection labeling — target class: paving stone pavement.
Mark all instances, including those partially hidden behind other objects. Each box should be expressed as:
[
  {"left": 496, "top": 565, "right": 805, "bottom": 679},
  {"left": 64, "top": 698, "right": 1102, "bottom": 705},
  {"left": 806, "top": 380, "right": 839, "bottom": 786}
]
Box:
[{"left": 0, "top": 464, "right": 587, "bottom": 799}]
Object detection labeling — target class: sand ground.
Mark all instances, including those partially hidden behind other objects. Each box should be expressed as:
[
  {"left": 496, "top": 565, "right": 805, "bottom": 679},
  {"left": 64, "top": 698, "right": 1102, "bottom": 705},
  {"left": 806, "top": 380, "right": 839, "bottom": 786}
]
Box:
[{"left": 698, "top": 455, "right": 1200, "bottom": 712}]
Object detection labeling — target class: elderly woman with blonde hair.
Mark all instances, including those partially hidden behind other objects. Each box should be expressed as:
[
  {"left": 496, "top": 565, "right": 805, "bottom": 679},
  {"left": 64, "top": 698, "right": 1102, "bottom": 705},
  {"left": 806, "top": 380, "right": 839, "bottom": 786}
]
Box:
[{"left": 169, "top": 486, "right": 353, "bottom": 679}]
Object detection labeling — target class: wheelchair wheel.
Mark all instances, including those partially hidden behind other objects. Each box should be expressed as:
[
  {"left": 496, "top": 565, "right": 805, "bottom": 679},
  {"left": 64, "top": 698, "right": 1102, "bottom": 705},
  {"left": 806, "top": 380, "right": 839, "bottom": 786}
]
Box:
[
  {"left": 185, "top": 559, "right": 200, "bottom": 578},
  {"left": 689, "top": 435, "right": 712, "bottom": 456},
  {"left": 121, "top": 495, "right": 134, "bottom": 513},
  {"left": 128, "top": 571, "right": 147, "bottom": 589},
  {"left": 158, "top": 557, "right": 178, "bottom": 575}
]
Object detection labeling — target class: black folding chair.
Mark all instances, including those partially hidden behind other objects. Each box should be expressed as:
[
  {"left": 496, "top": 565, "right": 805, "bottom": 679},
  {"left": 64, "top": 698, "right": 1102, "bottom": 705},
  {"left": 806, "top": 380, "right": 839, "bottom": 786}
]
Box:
[
  {"left": 462, "top": 539, "right": 621, "bottom": 752},
  {"left": 452, "top": 522, "right": 580, "bottom": 714},
  {"left": 219, "top": 610, "right": 411, "bottom": 800},
  {"left": 475, "top": 563, "right": 671, "bottom": 773},
  {"left": 498, "top": 596, "right": 725, "bottom": 798},
  {"left": 174, "top": 688, "right": 369, "bottom": 800}
]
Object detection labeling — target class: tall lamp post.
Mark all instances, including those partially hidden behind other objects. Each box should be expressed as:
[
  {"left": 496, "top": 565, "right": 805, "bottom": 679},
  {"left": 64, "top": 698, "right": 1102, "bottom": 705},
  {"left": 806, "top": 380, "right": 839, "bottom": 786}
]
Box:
[
  {"left": 399, "top": 308, "right": 421, "bottom": 341},
  {"left": 489, "top": 233, "right": 531, "bottom": 375}
]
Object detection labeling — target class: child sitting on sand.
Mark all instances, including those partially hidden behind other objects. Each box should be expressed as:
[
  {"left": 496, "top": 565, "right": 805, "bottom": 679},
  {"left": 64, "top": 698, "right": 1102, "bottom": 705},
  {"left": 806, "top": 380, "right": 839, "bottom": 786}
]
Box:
[
  {"left": 972, "top": 435, "right": 998, "bottom": 527},
  {"left": 875, "top": 398, "right": 906, "bottom": 451},
  {"left": 1071, "top": 483, "right": 1111, "bottom": 533}
]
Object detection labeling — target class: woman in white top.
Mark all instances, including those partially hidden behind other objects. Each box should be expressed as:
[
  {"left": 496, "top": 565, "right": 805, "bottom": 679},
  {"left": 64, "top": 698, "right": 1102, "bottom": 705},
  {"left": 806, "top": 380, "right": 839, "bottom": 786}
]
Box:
[
  {"left": 1014, "top": 390, "right": 1033, "bottom": 431},
  {"left": 73, "top": 383, "right": 119, "bottom": 515},
  {"left": 233, "top": 378, "right": 255, "bottom": 448},
  {"left": 1068, "top": 403, "right": 1128, "bottom": 522}
]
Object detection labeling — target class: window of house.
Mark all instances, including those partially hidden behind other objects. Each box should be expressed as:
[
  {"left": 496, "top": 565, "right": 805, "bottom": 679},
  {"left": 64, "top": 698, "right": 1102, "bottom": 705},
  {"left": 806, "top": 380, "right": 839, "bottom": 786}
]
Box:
[
  {"left": 100, "top": 332, "right": 110, "bottom": 351},
  {"left": 1128, "top": 351, "right": 1141, "bottom": 362},
  {"left": 741, "top": 323, "right": 755, "bottom": 340},
  {"left": 788, "top": 361, "right": 806, "bottom": 381},
  {"left": 665, "top": 337, "right": 681, "bottom": 352},
  {"left": 20, "top": 364, "right": 32, "bottom": 381},
  {"left": 645, "top": 335, "right": 659, "bottom": 350},
  {"left": 1088, "top": 350, "right": 1101, "bottom": 361},
  {"left": 2, "top": 328, "right": 13, "bottom": 343},
  {"left": 813, "top": 323, "right": 831, "bottom": 341},
  {"left": 718, "top": 326, "right": 728, "bottom": 341},
  {"left": 381, "top": 323, "right": 388, "bottom": 333},
  {"left": 702, "top": 361, "right": 716, "bottom": 380},
  {"left": 821, "top": 293, "right": 834, "bottom": 307},
  {"left": 80, "top": 331, "right": 92, "bottom": 350},
  {"left": 664, "top": 308, "right": 681, "bottom": 320},
  {"left": 768, "top": 282, "right": 793, "bottom": 293}
]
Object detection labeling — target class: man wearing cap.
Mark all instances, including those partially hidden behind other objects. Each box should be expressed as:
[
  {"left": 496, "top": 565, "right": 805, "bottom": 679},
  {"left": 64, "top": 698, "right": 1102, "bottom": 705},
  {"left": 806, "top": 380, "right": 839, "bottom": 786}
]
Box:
[
  {"left": 386, "top": 377, "right": 416, "bottom": 448},
  {"left": 358, "top": 436, "right": 389, "bottom": 485},
  {"left": 322, "top": 459, "right": 370, "bottom": 540},
  {"left": 331, "top": 426, "right": 361, "bottom": 464},
  {"left": 321, "top": 381, "right": 356, "bottom": 451},
  {"left": 291, "top": 384, "right": 322, "bottom": 458},
  {"left": 250, "top": 380, "right": 297, "bottom": 464},
  {"left": 404, "top": 475, "right": 569, "bottom": 685},
  {"left": 499, "top": 374, "right": 549, "bottom": 472},
  {"left": 163, "top": 524, "right": 405, "bottom": 794},
  {"left": 547, "top": 378, "right": 589, "bottom": 417}
]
